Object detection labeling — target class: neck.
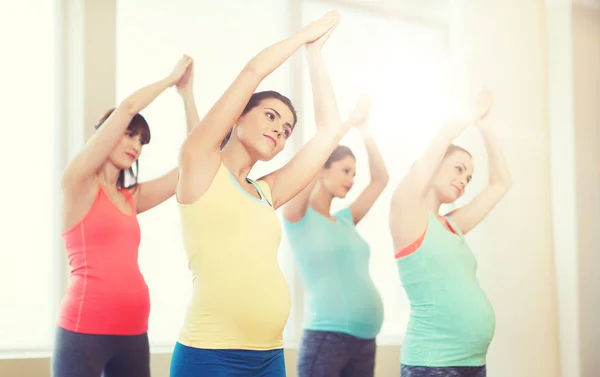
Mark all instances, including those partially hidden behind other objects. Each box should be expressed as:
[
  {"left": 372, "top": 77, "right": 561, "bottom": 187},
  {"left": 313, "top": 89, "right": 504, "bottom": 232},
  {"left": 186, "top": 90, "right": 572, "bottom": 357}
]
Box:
[
  {"left": 309, "top": 181, "right": 334, "bottom": 214},
  {"left": 220, "top": 139, "right": 257, "bottom": 180},
  {"left": 425, "top": 190, "right": 442, "bottom": 214},
  {"left": 97, "top": 161, "right": 121, "bottom": 189}
]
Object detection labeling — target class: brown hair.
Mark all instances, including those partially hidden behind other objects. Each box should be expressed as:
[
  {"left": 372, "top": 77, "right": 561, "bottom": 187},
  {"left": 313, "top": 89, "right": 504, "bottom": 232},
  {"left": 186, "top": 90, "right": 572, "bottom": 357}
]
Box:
[
  {"left": 325, "top": 145, "right": 355, "bottom": 168},
  {"left": 444, "top": 144, "right": 472, "bottom": 159},
  {"left": 94, "top": 108, "right": 151, "bottom": 189},
  {"left": 221, "top": 91, "right": 297, "bottom": 149}
]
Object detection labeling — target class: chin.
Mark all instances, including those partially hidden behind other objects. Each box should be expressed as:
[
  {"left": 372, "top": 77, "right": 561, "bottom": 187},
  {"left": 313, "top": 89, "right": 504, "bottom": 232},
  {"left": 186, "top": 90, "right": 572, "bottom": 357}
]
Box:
[
  {"left": 335, "top": 191, "right": 348, "bottom": 199},
  {"left": 246, "top": 141, "right": 278, "bottom": 162},
  {"left": 256, "top": 151, "right": 277, "bottom": 162}
]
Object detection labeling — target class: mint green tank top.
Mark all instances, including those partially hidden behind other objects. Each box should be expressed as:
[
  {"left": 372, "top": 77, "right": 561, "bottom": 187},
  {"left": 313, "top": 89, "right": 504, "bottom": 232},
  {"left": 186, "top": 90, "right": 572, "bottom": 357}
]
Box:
[
  {"left": 395, "top": 212, "right": 495, "bottom": 367},
  {"left": 284, "top": 207, "right": 384, "bottom": 339}
]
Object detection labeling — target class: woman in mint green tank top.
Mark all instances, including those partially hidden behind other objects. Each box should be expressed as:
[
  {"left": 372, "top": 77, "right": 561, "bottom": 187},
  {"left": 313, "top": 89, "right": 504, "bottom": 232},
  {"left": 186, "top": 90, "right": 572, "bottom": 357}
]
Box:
[
  {"left": 390, "top": 89, "right": 512, "bottom": 377},
  {"left": 282, "top": 37, "right": 388, "bottom": 377}
]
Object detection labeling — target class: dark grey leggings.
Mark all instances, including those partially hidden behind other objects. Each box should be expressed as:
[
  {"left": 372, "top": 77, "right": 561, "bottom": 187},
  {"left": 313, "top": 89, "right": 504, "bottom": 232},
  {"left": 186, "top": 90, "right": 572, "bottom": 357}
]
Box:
[
  {"left": 52, "top": 327, "right": 150, "bottom": 377},
  {"left": 297, "top": 330, "right": 376, "bottom": 377},
  {"left": 401, "top": 365, "right": 486, "bottom": 377}
]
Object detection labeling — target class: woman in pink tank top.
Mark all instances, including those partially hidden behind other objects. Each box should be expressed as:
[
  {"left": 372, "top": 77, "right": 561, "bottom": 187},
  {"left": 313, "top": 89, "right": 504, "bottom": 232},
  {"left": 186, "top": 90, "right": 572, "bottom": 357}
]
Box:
[{"left": 53, "top": 55, "right": 199, "bottom": 377}]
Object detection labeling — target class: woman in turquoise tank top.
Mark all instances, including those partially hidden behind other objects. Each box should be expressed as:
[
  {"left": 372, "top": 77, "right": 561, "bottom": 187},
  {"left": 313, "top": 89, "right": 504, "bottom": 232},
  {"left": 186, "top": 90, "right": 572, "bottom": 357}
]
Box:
[
  {"left": 390, "top": 90, "right": 512, "bottom": 377},
  {"left": 282, "top": 41, "right": 388, "bottom": 377}
]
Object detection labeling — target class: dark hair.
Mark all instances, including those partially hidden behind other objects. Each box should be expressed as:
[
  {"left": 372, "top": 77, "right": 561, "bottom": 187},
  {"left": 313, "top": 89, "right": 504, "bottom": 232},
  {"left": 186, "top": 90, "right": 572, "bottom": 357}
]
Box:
[
  {"left": 94, "top": 108, "right": 151, "bottom": 190},
  {"left": 444, "top": 144, "right": 472, "bottom": 159},
  {"left": 220, "top": 91, "right": 297, "bottom": 150},
  {"left": 325, "top": 145, "right": 355, "bottom": 168}
]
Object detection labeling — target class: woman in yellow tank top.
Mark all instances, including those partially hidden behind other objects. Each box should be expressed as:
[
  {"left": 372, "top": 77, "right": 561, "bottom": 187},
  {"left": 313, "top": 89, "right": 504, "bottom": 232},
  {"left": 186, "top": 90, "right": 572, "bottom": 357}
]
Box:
[{"left": 170, "top": 10, "right": 369, "bottom": 377}]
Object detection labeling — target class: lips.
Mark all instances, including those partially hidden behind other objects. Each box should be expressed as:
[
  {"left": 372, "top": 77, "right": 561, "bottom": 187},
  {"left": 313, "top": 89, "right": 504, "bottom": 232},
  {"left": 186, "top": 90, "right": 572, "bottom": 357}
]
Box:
[
  {"left": 126, "top": 152, "right": 137, "bottom": 160},
  {"left": 344, "top": 185, "right": 352, "bottom": 192},
  {"left": 263, "top": 135, "right": 276, "bottom": 146},
  {"left": 451, "top": 184, "right": 461, "bottom": 194}
]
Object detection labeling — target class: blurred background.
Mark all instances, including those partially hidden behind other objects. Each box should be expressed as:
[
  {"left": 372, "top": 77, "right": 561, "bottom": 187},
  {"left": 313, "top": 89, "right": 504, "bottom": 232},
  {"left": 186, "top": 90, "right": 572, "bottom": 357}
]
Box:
[{"left": 0, "top": 0, "right": 598, "bottom": 376}]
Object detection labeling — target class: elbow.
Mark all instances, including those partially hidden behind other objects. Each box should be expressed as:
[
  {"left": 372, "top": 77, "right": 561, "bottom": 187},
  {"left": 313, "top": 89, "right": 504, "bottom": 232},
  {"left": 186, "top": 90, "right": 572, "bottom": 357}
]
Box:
[
  {"left": 179, "top": 143, "right": 194, "bottom": 167},
  {"left": 243, "top": 61, "right": 267, "bottom": 82},
  {"left": 60, "top": 166, "right": 80, "bottom": 190},
  {"left": 117, "top": 99, "right": 140, "bottom": 118},
  {"left": 490, "top": 177, "right": 512, "bottom": 193},
  {"left": 372, "top": 170, "right": 390, "bottom": 187}
]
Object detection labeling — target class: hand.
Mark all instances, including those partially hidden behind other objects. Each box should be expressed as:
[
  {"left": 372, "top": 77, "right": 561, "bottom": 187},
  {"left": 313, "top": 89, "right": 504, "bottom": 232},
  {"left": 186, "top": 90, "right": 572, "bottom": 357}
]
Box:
[
  {"left": 473, "top": 88, "right": 494, "bottom": 122},
  {"left": 306, "top": 21, "right": 338, "bottom": 54},
  {"left": 176, "top": 59, "right": 194, "bottom": 96},
  {"left": 351, "top": 96, "right": 371, "bottom": 133},
  {"left": 299, "top": 11, "right": 340, "bottom": 44},
  {"left": 167, "top": 55, "right": 193, "bottom": 86},
  {"left": 345, "top": 96, "right": 372, "bottom": 132},
  {"left": 441, "top": 88, "right": 494, "bottom": 138},
  {"left": 474, "top": 88, "right": 494, "bottom": 129}
]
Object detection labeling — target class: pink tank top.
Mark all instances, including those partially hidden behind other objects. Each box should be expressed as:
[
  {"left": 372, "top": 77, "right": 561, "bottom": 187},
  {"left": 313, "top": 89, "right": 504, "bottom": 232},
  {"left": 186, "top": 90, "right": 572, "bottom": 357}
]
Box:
[{"left": 57, "top": 186, "right": 150, "bottom": 335}]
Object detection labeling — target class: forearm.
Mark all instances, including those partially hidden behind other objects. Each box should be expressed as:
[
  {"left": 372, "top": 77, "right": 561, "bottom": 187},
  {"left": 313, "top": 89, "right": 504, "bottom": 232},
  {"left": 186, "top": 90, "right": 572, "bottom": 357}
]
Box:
[
  {"left": 246, "top": 33, "right": 307, "bottom": 79},
  {"left": 306, "top": 49, "right": 341, "bottom": 128},
  {"left": 413, "top": 121, "right": 463, "bottom": 183},
  {"left": 479, "top": 126, "right": 511, "bottom": 186},
  {"left": 268, "top": 127, "right": 348, "bottom": 209},
  {"left": 360, "top": 130, "right": 388, "bottom": 183},
  {"left": 121, "top": 77, "right": 172, "bottom": 115},
  {"left": 181, "top": 92, "right": 200, "bottom": 134}
]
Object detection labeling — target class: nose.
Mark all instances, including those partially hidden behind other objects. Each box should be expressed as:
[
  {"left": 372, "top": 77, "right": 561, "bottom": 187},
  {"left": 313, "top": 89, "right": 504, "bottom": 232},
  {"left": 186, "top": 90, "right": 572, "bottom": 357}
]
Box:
[
  {"left": 270, "top": 125, "right": 284, "bottom": 138},
  {"left": 131, "top": 141, "right": 142, "bottom": 155}
]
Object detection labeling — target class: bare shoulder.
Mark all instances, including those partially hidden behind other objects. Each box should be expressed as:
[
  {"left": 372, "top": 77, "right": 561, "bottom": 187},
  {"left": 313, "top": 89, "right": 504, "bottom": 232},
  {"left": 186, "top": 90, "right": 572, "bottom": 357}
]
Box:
[
  {"left": 176, "top": 152, "right": 222, "bottom": 205},
  {"left": 390, "top": 190, "right": 429, "bottom": 252},
  {"left": 62, "top": 177, "right": 100, "bottom": 232}
]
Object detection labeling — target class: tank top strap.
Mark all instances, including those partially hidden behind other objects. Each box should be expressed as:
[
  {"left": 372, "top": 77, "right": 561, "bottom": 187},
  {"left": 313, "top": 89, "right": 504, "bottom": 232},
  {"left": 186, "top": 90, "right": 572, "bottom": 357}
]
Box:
[
  {"left": 252, "top": 179, "right": 273, "bottom": 207},
  {"left": 444, "top": 215, "right": 464, "bottom": 237},
  {"left": 120, "top": 187, "right": 137, "bottom": 215}
]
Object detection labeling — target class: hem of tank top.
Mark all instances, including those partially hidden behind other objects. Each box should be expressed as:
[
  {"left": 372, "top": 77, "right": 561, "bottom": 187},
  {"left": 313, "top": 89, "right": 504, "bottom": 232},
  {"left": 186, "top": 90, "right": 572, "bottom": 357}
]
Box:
[
  {"left": 55, "top": 323, "right": 149, "bottom": 336},
  {"left": 175, "top": 339, "right": 284, "bottom": 351}
]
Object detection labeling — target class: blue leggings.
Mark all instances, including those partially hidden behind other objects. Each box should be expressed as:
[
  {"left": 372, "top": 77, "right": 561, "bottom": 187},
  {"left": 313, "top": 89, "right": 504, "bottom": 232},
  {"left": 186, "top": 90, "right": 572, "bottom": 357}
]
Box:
[
  {"left": 297, "top": 330, "right": 376, "bottom": 377},
  {"left": 170, "top": 342, "right": 286, "bottom": 377},
  {"left": 51, "top": 327, "right": 150, "bottom": 377}
]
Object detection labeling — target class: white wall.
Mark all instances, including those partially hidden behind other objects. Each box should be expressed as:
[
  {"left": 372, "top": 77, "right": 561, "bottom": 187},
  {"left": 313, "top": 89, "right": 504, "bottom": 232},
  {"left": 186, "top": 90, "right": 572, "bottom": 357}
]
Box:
[
  {"left": 449, "top": 1, "right": 561, "bottom": 376},
  {"left": 572, "top": 4, "right": 600, "bottom": 377}
]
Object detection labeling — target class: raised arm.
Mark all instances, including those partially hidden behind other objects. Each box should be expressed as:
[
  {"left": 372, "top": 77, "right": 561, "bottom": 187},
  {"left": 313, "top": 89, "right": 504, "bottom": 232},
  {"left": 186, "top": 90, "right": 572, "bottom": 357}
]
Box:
[
  {"left": 264, "top": 96, "right": 370, "bottom": 210},
  {"left": 133, "top": 60, "right": 199, "bottom": 214},
  {"left": 177, "top": 11, "right": 341, "bottom": 204},
  {"left": 446, "top": 115, "right": 512, "bottom": 234},
  {"left": 392, "top": 89, "right": 494, "bottom": 205},
  {"left": 349, "top": 122, "right": 389, "bottom": 225},
  {"left": 61, "top": 56, "right": 192, "bottom": 190},
  {"left": 283, "top": 26, "right": 341, "bottom": 223}
]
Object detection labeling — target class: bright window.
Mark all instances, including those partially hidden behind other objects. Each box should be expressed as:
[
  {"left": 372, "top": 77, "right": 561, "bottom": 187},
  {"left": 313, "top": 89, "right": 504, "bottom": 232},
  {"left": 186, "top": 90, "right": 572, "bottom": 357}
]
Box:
[
  {"left": 300, "top": 1, "right": 449, "bottom": 341},
  {"left": 0, "top": 0, "right": 57, "bottom": 350},
  {"left": 116, "top": 0, "right": 298, "bottom": 346}
]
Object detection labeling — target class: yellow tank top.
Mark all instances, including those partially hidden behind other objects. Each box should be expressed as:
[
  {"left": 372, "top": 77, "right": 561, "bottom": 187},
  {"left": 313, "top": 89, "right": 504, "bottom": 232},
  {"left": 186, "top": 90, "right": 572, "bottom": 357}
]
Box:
[{"left": 177, "top": 163, "right": 290, "bottom": 350}]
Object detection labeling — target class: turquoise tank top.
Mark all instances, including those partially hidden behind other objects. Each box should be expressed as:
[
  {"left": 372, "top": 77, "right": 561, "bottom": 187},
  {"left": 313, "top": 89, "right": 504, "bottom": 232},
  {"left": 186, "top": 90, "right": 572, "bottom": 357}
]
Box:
[
  {"left": 395, "top": 212, "right": 495, "bottom": 367},
  {"left": 284, "top": 206, "right": 384, "bottom": 339}
]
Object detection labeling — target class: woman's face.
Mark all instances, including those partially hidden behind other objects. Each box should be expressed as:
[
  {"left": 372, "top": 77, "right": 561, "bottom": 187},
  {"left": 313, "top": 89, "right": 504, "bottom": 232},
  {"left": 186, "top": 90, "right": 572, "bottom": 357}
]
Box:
[{"left": 234, "top": 98, "right": 295, "bottom": 161}]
